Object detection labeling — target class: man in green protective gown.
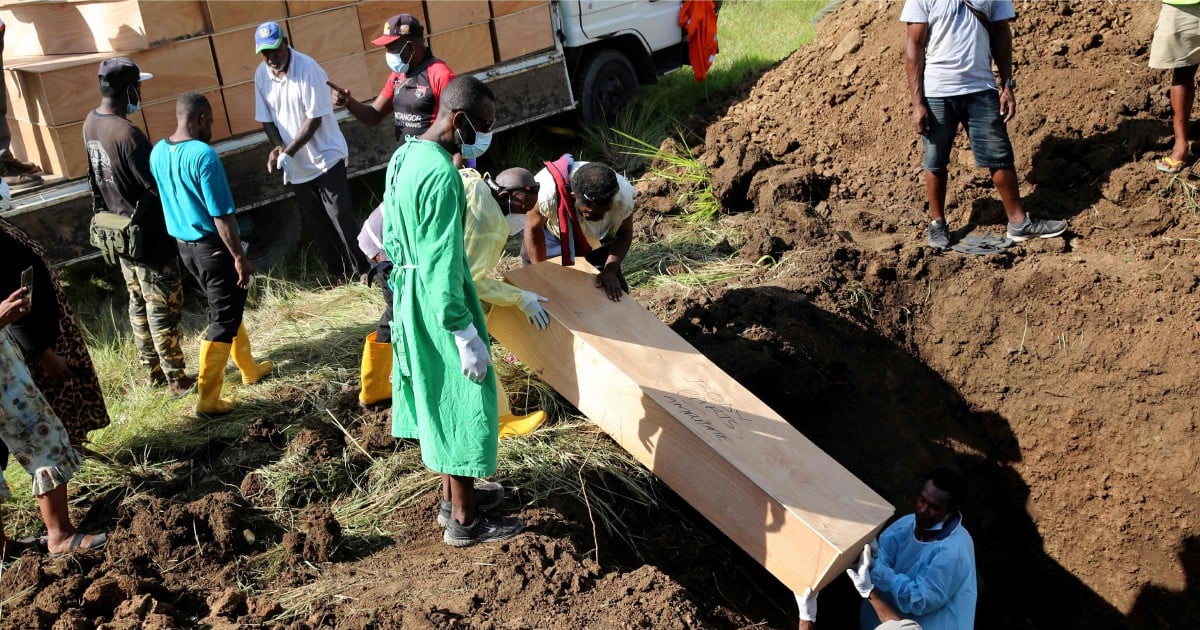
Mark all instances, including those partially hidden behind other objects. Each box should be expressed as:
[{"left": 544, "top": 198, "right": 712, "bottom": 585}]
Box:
[{"left": 382, "top": 75, "right": 524, "bottom": 547}]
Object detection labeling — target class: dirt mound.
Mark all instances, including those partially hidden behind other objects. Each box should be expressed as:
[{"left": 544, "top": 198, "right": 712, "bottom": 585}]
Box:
[{"left": 666, "top": 0, "right": 1200, "bottom": 626}]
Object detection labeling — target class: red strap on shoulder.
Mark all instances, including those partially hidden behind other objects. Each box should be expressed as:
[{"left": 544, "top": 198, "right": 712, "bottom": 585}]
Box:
[{"left": 543, "top": 154, "right": 591, "bottom": 266}]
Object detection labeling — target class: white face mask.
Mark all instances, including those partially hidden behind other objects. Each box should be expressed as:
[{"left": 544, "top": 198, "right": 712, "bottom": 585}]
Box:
[{"left": 505, "top": 211, "right": 526, "bottom": 236}]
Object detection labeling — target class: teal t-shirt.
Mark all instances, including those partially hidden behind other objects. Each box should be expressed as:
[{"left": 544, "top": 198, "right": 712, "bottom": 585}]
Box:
[{"left": 149, "top": 138, "right": 237, "bottom": 242}]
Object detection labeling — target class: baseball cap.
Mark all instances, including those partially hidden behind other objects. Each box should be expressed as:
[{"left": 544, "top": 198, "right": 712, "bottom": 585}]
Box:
[
  {"left": 98, "top": 58, "right": 153, "bottom": 89},
  {"left": 255, "top": 21, "right": 285, "bottom": 54},
  {"left": 371, "top": 14, "right": 424, "bottom": 47}
]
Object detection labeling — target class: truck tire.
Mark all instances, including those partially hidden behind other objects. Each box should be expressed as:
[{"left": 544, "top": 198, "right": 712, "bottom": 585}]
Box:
[
  {"left": 576, "top": 49, "right": 639, "bottom": 125},
  {"left": 243, "top": 202, "right": 301, "bottom": 270}
]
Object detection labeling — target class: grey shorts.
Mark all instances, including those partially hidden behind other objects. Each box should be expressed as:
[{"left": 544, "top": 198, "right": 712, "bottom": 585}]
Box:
[{"left": 1150, "top": 3, "right": 1200, "bottom": 69}]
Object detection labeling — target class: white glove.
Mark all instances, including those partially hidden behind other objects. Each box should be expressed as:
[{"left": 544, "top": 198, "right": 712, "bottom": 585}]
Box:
[
  {"left": 276, "top": 152, "right": 293, "bottom": 185},
  {"left": 452, "top": 323, "right": 491, "bottom": 383},
  {"left": 794, "top": 587, "right": 818, "bottom": 622},
  {"left": 846, "top": 544, "right": 875, "bottom": 598},
  {"left": 517, "top": 290, "right": 550, "bottom": 330}
]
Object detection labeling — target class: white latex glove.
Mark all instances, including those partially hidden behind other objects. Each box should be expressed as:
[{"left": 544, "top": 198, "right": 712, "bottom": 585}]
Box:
[
  {"left": 794, "top": 587, "right": 818, "bottom": 622},
  {"left": 276, "top": 152, "right": 293, "bottom": 185},
  {"left": 846, "top": 544, "right": 875, "bottom": 598},
  {"left": 452, "top": 323, "right": 491, "bottom": 383},
  {"left": 517, "top": 290, "right": 550, "bottom": 330}
]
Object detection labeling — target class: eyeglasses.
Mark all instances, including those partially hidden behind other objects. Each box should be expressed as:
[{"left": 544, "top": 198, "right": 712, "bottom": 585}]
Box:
[{"left": 453, "top": 109, "right": 495, "bottom": 133}]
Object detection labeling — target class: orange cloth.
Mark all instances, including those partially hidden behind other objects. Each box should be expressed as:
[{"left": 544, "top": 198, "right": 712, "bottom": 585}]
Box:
[{"left": 679, "top": 0, "right": 718, "bottom": 82}]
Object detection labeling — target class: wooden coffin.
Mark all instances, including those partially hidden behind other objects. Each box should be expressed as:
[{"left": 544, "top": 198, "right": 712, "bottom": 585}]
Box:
[
  {"left": 424, "top": 0, "right": 490, "bottom": 33},
  {"left": 287, "top": 5, "right": 365, "bottom": 63},
  {"left": 488, "top": 262, "right": 895, "bottom": 592},
  {"left": 0, "top": 0, "right": 209, "bottom": 57},
  {"left": 205, "top": 0, "right": 288, "bottom": 33},
  {"left": 428, "top": 22, "right": 494, "bottom": 74},
  {"left": 492, "top": 3, "right": 553, "bottom": 62}
]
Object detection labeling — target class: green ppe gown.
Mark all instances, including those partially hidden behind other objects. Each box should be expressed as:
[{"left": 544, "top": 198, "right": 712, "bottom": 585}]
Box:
[{"left": 383, "top": 139, "right": 499, "bottom": 478}]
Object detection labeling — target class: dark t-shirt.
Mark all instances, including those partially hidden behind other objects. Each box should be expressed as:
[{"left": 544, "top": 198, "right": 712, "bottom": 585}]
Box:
[
  {"left": 82, "top": 110, "right": 176, "bottom": 264},
  {"left": 377, "top": 57, "right": 455, "bottom": 143}
]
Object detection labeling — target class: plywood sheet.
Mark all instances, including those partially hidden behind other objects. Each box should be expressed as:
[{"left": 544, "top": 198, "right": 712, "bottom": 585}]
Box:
[
  {"left": 206, "top": 0, "right": 288, "bottom": 33},
  {"left": 286, "top": 0, "right": 354, "bottom": 16},
  {"left": 141, "top": 89, "right": 231, "bottom": 144},
  {"left": 424, "top": 0, "right": 489, "bottom": 33},
  {"left": 130, "top": 37, "right": 220, "bottom": 103},
  {"left": 364, "top": 48, "right": 388, "bottom": 100},
  {"left": 211, "top": 25, "right": 260, "bottom": 85},
  {"left": 221, "top": 80, "right": 259, "bottom": 136},
  {"left": 493, "top": 4, "right": 553, "bottom": 62},
  {"left": 489, "top": 0, "right": 546, "bottom": 18},
  {"left": 356, "top": 0, "right": 425, "bottom": 51},
  {"left": 0, "top": 0, "right": 207, "bottom": 57},
  {"left": 428, "top": 22, "right": 494, "bottom": 73},
  {"left": 488, "top": 263, "right": 894, "bottom": 592},
  {"left": 287, "top": 5, "right": 364, "bottom": 62}
]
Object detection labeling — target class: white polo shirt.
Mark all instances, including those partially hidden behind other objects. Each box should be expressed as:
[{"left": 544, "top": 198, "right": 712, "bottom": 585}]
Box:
[
  {"left": 534, "top": 161, "right": 636, "bottom": 250},
  {"left": 254, "top": 48, "right": 349, "bottom": 184}
]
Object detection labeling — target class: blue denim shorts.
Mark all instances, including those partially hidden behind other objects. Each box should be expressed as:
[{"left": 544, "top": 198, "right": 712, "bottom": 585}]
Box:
[{"left": 921, "top": 89, "right": 1015, "bottom": 172}]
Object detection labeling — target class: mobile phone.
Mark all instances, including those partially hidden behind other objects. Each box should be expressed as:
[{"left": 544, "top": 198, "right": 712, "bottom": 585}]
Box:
[{"left": 20, "top": 266, "right": 33, "bottom": 305}]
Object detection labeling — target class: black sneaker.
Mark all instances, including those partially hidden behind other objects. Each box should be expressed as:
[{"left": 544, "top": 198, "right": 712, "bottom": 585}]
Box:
[
  {"left": 927, "top": 218, "right": 950, "bottom": 249},
  {"left": 0, "top": 156, "right": 43, "bottom": 175},
  {"left": 436, "top": 481, "right": 506, "bottom": 527},
  {"left": 442, "top": 513, "right": 525, "bottom": 547},
  {"left": 1007, "top": 217, "right": 1067, "bottom": 242}
]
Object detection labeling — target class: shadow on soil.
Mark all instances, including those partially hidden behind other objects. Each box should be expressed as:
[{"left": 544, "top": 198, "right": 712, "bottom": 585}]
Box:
[{"left": 660, "top": 285, "right": 1128, "bottom": 629}]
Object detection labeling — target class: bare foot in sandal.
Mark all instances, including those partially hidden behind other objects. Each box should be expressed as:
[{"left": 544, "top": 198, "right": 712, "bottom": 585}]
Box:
[{"left": 46, "top": 531, "right": 107, "bottom": 558}]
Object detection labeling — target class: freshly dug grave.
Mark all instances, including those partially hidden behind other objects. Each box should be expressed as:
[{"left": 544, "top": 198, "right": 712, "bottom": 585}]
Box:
[{"left": 666, "top": 0, "right": 1196, "bottom": 627}]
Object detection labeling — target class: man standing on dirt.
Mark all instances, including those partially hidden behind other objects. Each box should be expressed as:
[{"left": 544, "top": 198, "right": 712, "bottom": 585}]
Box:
[
  {"left": 383, "top": 75, "right": 524, "bottom": 546},
  {"left": 902, "top": 0, "right": 1068, "bottom": 249},
  {"left": 84, "top": 58, "right": 195, "bottom": 397},
  {"left": 521, "top": 158, "right": 635, "bottom": 302},
  {"left": 1149, "top": 0, "right": 1200, "bottom": 174},
  {"left": 150, "top": 93, "right": 273, "bottom": 417},
  {"left": 253, "top": 21, "right": 369, "bottom": 282},
  {"left": 861, "top": 468, "right": 976, "bottom": 630}
]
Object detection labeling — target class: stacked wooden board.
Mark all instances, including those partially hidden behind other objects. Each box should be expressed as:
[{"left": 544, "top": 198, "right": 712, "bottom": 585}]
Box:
[
  {"left": 488, "top": 261, "right": 896, "bottom": 593},
  {"left": 1, "top": 0, "right": 555, "bottom": 179}
]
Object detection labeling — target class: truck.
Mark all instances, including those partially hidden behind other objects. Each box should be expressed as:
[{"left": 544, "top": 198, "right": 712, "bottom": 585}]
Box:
[{"left": 3, "top": 0, "right": 693, "bottom": 268}]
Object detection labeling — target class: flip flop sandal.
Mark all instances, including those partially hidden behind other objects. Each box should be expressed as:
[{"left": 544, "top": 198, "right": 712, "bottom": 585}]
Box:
[
  {"left": 49, "top": 532, "right": 108, "bottom": 558},
  {"left": 1156, "top": 156, "right": 1186, "bottom": 174},
  {"left": 950, "top": 234, "right": 1014, "bottom": 255}
]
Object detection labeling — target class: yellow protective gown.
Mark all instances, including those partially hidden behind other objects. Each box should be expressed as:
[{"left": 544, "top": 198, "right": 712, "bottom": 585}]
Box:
[
  {"left": 460, "top": 168, "right": 523, "bottom": 417},
  {"left": 384, "top": 140, "right": 498, "bottom": 477}
]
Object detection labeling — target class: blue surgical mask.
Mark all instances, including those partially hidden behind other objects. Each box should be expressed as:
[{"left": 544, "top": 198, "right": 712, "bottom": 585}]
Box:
[
  {"left": 385, "top": 51, "right": 410, "bottom": 75},
  {"left": 385, "top": 42, "right": 413, "bottom": 75},
  {"left": 126, "top": 85, "right": 141, "bottom": 115},
  {"left": 505, "top": 210, "right": 526, "bottom": 236},
  {"left": 456, "top": 115, "right": 492, "bottom": 159}
]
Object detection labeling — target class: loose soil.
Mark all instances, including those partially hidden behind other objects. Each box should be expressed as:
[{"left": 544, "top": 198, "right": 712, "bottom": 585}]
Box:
[{"left": 2, "top": 1, "right": 1197, "bottom": 628}]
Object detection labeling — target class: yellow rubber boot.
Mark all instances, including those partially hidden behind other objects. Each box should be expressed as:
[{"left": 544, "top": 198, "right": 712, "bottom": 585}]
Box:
[
  {"left": 232, "top": 324, "right": 272, "bottom": 385},
  {"left": 359, "top": 331, "right": 393, "bottom": 405},
  {"left": 196, "top": 340, "right": 235, "bottom": 416},
  {"left": 499, "top": 411, "right": 548, "bottom": 439}
]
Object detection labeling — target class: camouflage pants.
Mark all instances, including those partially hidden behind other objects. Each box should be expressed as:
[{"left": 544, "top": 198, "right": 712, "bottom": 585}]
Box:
[{"left": 119, "top": 257, "right": 186, "bottom": 381}]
